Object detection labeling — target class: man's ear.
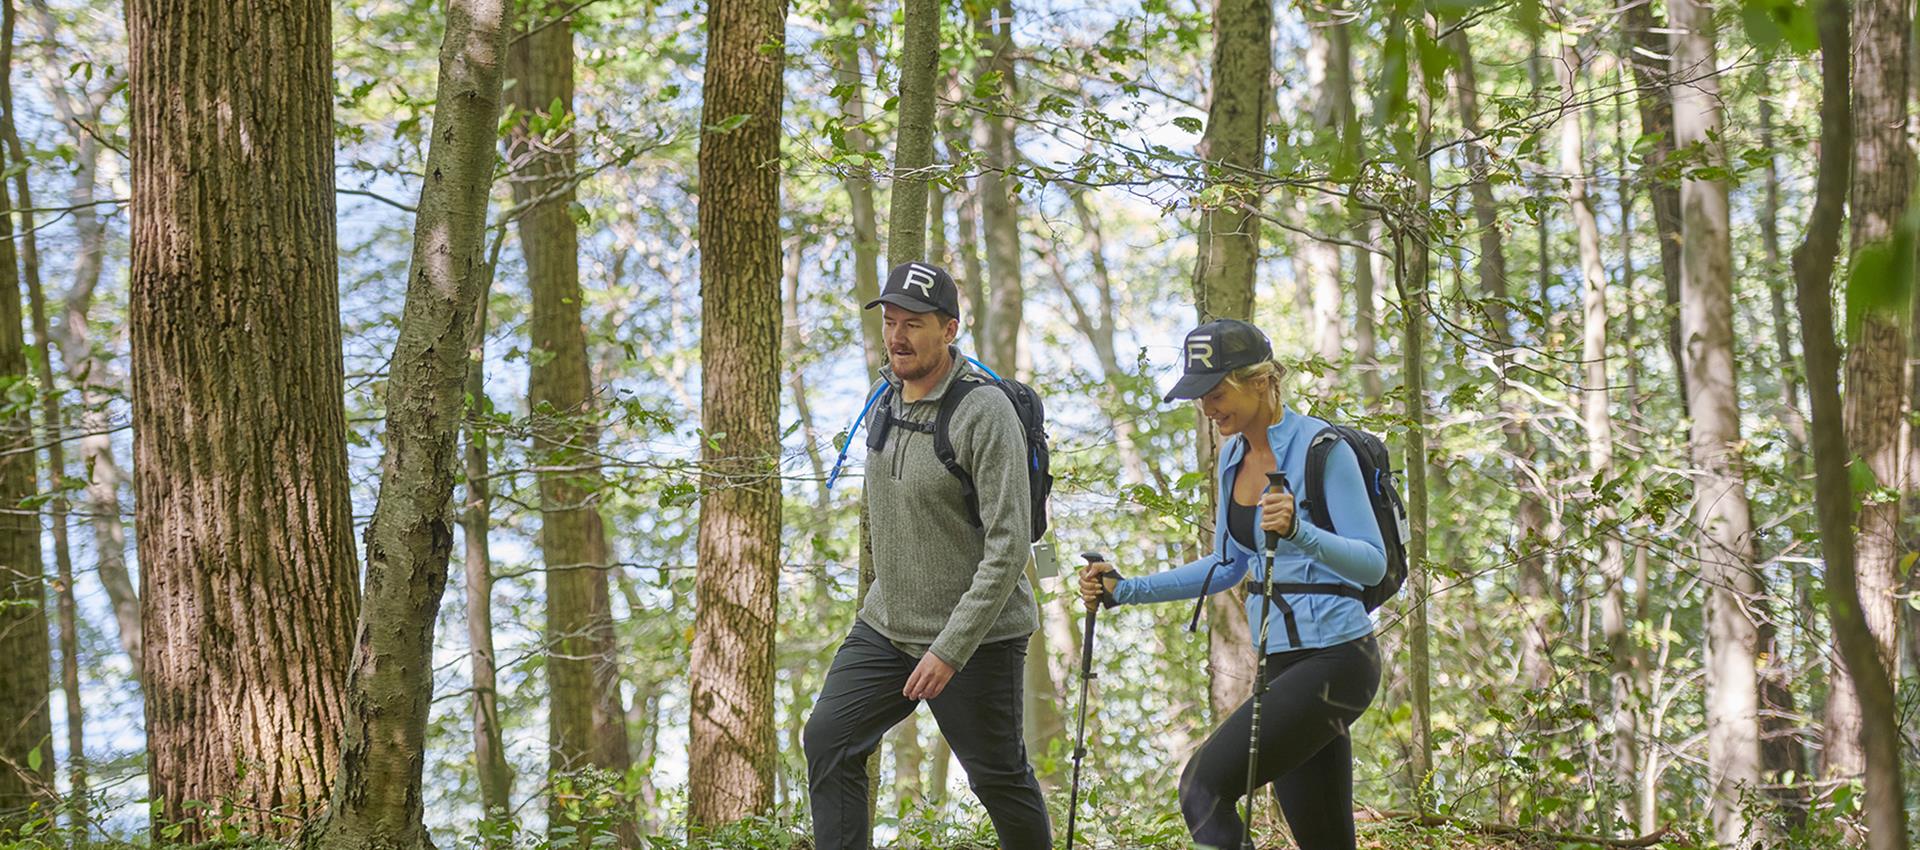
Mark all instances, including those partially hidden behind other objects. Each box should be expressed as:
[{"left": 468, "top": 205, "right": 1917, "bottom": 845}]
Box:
[{"left": 945, "top": 318, "right": 960, "bottom": 344}]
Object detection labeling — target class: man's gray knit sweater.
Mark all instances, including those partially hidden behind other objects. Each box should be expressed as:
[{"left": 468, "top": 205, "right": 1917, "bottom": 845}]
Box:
[{"left": 860, "top": 348, "right": 1037, "bottom": 670}]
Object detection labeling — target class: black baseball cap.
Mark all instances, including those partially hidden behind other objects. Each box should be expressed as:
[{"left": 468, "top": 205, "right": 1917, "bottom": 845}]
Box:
[
  {"left": 1163, "top": 318, "right": 1273, "bottom": 402},
  {"left": 864, "top": 261, "right": 961, "bottom": 320}
]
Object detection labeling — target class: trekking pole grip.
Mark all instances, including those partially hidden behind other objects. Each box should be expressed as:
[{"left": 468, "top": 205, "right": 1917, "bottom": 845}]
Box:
[
  {"left": 1079, "top": 552, "right": 1108, "bottom": 676},
  {"left": 1265, "top": 471, "right": 1290, "bottom": 551}
]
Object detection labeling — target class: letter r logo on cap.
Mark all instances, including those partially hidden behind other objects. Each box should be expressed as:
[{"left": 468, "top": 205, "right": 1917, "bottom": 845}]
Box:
[
  {"left": 899, "top": 264, "right": 937, "bottom": 299},
  {"left": 1187, "top": 335, "right": 1215, "bottom": 369}
]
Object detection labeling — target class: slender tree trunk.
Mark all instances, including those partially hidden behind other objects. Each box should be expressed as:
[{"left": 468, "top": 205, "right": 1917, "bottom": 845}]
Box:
[
  {"left": 304, "top": 1, "right": 513, "bottom": 846},
  {"left": 1192, "top": 0, "right": 1270, "bottom": 718},
  {"left": 1622, "top": 0, "right": 1689, "bottom": 407},
  {"left": 1669, "top": 3, "right": 1766, "bottom": 843},
  {"left": 1448, "top": 28, "right": 1554, "bottom": 692},
  {"left": 889, "top": 0, "right": 938, "bottom": 268},
  {"left": 507, "top": 11, "right": 633, "bottom": 833},
  {"left": 462, "top": 302, "right": 513, "bottom": 825},
  {"left": 1830, "top": 0, "right": 1912, "bottom": 785},
  {"left": 1303, "top": 18, "right": 1344, "bottom": 389},
  {"left": 1558, "top": 44, "right": 1638, "bottom": 823},
  {"left": 889, "top": 716, "right": 925, "bottom": 813},
  {"left": 22, "top": 0, "right": 139, "bottom": 690},
  {"left": 1792, "top": 5, "right": 1910, "bottom": 846},
  {"left": 688, "top": 0, "right": 785, "bottom": 825},
  {"left": 4, "top": 3, "right": 81, "bottom": 824},
  {"left": 0, "top": 22, "right": 48, "bottom": 828},
  {"left": 1756, "top": 80, "right": 1806, "bottom": 451},
  {"left": 25, "top": 4, "right": 138, "bottom": 680},
  {"left": 830, "top": 0, "right": 884, "bottom": 374},
  {"left": 943, "top": 95, "right": 989, "bottom": 348},
  {"left": 1401, "top": 12, "right": 1435, "bottom": 804},
  {"left": 975, "top": 0, "right": 1022, "bottom": 372},
  {"left": 129, "top": 1, "right": 359, "bottom": 838}
]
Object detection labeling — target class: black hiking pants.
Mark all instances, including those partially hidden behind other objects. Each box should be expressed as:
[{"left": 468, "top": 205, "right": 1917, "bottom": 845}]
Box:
[
  {"left": 803, "top": 619, "right": 1050, "bottom": 850},
  {"left": 1179, "top": 634, "right": 1381, "bottom": 850}
]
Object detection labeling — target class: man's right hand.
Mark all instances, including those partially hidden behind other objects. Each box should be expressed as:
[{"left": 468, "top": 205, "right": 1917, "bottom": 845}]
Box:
[{"left": 1079, "top": 560, "right": 1118, "bottom": 610}]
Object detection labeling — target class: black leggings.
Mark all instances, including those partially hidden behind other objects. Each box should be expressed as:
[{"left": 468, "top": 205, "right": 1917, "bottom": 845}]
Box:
[{"left": 1178, "top": 635, "right": 1381, "bottom": 849}]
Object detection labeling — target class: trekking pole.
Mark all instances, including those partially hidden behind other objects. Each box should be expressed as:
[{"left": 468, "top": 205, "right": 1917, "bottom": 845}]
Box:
[
  {"left": 1067, "top": 551, "right": 1113, "bottom": 850},
  {"left": 1241, "top": 471, "right": 1290, "bottom": 850}
]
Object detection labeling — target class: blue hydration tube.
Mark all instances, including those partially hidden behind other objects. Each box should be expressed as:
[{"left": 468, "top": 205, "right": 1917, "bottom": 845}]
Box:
[
  {"left": 825, "top": 357, "right": 1009, "bottom": 490},
  {"left": 825, "top": 382, "right": 890, "bottom": 490}
]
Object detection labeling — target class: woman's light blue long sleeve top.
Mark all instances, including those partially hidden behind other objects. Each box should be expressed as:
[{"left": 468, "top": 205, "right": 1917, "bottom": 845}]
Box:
[{"left": 1113, "top": 407, "right": 1386, "bottom": 651}]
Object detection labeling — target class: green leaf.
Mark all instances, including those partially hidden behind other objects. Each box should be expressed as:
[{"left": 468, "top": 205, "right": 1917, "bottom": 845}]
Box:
[
  {"left": 1849, "top": 454, "right": 1879, "bottom": 497},
  {"left": 25, "top": 744, "right": 39, "bottom": 772},
  {"left": 1845, "top": 237, "right": 1914, "bottom": 338},
  {"left": 1740, "top": 0, "right": 1819, "bottom": 53},
  {"left": 1171, "top": 116, "right": 1203, "bottom": 134}
]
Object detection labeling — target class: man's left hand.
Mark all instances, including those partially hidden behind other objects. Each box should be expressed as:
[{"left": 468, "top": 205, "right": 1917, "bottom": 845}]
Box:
[{"left": 903, "top": 652, "right": 956, "bottom": 700}]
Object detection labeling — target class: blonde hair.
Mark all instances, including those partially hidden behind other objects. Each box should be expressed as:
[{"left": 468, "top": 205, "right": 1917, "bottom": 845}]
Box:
[{"left": 1219, "top": 359, "right": 1288, "bottom": 419}]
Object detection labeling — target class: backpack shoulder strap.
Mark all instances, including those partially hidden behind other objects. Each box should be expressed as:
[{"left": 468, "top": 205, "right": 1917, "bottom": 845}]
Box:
[
  {"left": 933, "top": 377, "right": 989, "bottom": 526},
  {"left": 1303, "top": 425, "right": 1343, "bottom": 531}
]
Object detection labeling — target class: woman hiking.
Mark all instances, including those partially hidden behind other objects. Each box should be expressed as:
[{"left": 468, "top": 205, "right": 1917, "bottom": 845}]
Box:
[{"left": 1080, "top": 318, "right": 1386, "bottom": 850}]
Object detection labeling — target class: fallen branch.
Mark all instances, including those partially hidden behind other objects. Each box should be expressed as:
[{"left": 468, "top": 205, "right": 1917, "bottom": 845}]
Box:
[{"left": 1360, "top": 810, "right": 1671, "bottom": 848}]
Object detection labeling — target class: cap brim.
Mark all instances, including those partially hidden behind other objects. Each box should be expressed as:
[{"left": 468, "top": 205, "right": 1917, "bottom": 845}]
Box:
[
  {"left": 1163, "top": 370, "right": 1228, "bottom": 403},
  {"left": 864, "top": 292, "right": 943, "bottom": 313}
]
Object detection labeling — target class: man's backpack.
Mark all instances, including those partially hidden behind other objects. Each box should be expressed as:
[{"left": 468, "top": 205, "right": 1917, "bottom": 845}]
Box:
[
  {"left": 1299, "top": 424, "right": 1410, "bottom": 611},
  {"left": 868, "top": 363, "right": 1053, "bottom": 542}
]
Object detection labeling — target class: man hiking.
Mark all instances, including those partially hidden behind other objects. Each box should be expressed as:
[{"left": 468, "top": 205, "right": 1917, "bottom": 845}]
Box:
[{"left": 803, "top": 261, "right": 1050, "bottom": 850}]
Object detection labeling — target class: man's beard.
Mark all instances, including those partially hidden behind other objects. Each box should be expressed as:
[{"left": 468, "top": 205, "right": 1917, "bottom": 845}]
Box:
[{"left": 892, "top": 347, "right": 946, "bottom": 382}]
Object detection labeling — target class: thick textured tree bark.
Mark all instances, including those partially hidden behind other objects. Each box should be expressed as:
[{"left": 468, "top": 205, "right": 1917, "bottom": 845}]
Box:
[
  {"left": 1829, "top": 0, "right": 1911, "bottom": 784},
  {"left": 1558, "top": 45, "right": 1639, "bottom": 818},
  {"left": 1622, "top": 0, "right": 1688, "bottom": 407},
  {"left": 128, "top": 1, "right": 358, "bottom": 838},
  {"left": 461, "top": 306, "right": 513, "bottom": 823},
  {"left": 830, "top": 0, "right": 883, "bottom": 374},
  {"left": 688, "top": 0, "right": 784, "bottom": 825},
  {"left": 0, "top": 35, "right": 49, "bottom": 830},
  {"left": 4, "top": 1, "right": 81, "bottom": 821},
  {"left": 1791, "top": 6, "right": 1909, "bottom": 846},
  {"left": 1449, "top": 29, "right": 1554, "bottom": 691},
  {"left": 506, "top": 10, "right": 633, "bottom": 829},
  {"left": 304, "top": 2, "right": 513, "bottom": 846},
  {"left": 1191, "top": 0, "right": 1269, "bottom": 719},
  {"left": 1669, "top": 3, "right": 1765, "bottom": 843}
]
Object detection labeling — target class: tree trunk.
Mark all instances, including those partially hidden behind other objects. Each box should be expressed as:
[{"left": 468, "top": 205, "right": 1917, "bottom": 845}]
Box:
[
  {"left": 1401, "top": 11, "right": 1435, "bottom": 803},
  {"left": 1791, "top": 4, "right": 1910, "bottom": 846},
  {"left": 688, "top": 0, "right": 785, "bottom": 825},
  {"left": 128, "top": 1, "right": 359, "bottom": 838},
  {"left": 1829, "top": 0, "right": 1912, "bottom": 785},
  {"left": 889, "top": 715, "right": 925, "bottom": 813},
  {"left": 829, "top": 0, "right": 884, "bottom": 374},
  {"left": 1302, "top": 17, "right": 1344, "bottom": 390},
  {"left": 889, "top": 0, "right": 939, "bottom": 269},
  {"left": 26, "top": 0, "right": 139, "bottom": 681},
  {"left": 507, "top": 10, "right": 633, "bottom": 831},
  {"left": 1669, "top": 3, "right": 1766, "bottom": 843},
  {"left": 1448, "top": 29, "right": 1554, "bottom": 692},
  {"left": 303, "top": 1, "right": 514, "bottom": 846},
  {"left": 462, "top": 303, "right": 513, "bottom": 824},
  {"left": 975, "top": 0, "right": 1022, "bottom": 372},
  {"left": 1559, "top": 44, "right": 1638, "bottom": 822},
  {"left": 1622, "top": 0, "right": 1688, "bottom": 408},
  {"left": 0, "top": 22, "right": 49, "bottom": 827},
  {"left": 1756, "top": 79, "right": 1806, "bottom": 452},
  {"left": 1191, "top": 0, "right": 1269, "bottom": 718},
  {"left": 4, "top": 2, "right": 81, "bottom": 823},
  {"left": 942, "top": 91, "right": 988, "bottom": 348}
]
